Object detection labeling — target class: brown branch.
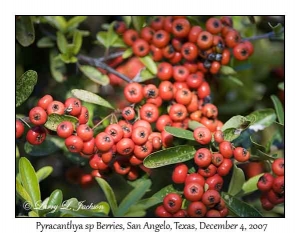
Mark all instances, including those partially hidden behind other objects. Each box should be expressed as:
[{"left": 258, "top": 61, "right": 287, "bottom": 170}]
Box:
[{"left": 77, "top": 54, "right": 132, "bottom": 83}]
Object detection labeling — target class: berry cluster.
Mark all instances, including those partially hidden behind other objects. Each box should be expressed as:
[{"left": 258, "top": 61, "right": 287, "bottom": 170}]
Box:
[{"left": 257, "top": 158, "right": 284, "bottom": 210}]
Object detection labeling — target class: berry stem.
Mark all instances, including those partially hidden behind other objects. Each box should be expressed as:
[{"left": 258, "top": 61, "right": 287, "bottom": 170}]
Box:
[
  {"left": 92, "top": 113, "right": 113, "bottom": 130},
  {"left": 77, "top": 54, "right": 132, "bottom": 83}
]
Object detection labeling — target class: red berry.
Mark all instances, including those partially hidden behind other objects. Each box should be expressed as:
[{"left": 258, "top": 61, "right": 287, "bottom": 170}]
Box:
[
  {"left": 76, "top": 124, "right": 93, "bottom": 142},
  {"left": 57, "top": 121, "right": 74, "bottom": 138},
  {"left": 193, "top": 127, "right": 212, "bottom": 145},
  {"left": 37, "top": 94, "right": 53, "bottom": 110},
  {"left": 172, "top": 163, "right": 188, "bottom": 184},
  {"left": 163, "top": 193, "right": 182, "bottom": 214},
  {"left": 26, "top": 126, "right": 47, "bottom": 145},
  {"left": 16, "top": 120, "right": 25, "bottom": 138},
  {"left": 29, "top": 106, "right": 48, "bottom": 125},
  {"left": 65, "top": 135, "right": 83, "bottom": 153},
  {"left": 65, "top": 97, "right": 82, "bottom": 116}
]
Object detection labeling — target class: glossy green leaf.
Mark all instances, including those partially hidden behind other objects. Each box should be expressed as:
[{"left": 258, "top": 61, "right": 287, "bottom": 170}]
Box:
[
  {"left": 252, "top": 148, "right": 279, "bottom": 161},
  {"left": 222, "top": 192, "right": 263, "bottom": 217},
  {"left": 134, "top": 184, "right": 181, "bottom": 210},
  {"left": 241, "top": 173, "right": 263, "bottom": 195},
  {"left": 165, "top": 126, "right": 195, "bottom": 141},
  {"left": 95, "top": 178, "right": 118, "bottom": 216},
  {"left": 123, "top": 210, "right": 146, "bottom": 217},
  {"left": 228, "top": 164, "right": 245, "bottom": 196},
  {"left": 66, "top": 16, "right": 87, "bottom": 32},
  {"left": 16, "top": 178, "right": 32, "bottom": 205},
  {"left": 50, "top": 49, "right": 65, "bottom": 82},
  {"left": 56, "top": 32, "right": 68, "bottom": 54},
  {"left": 278, "top": 82, "right": 284, "bottom": 91},
  {"left": 111, "top": 37, "right": 127, "bottom": 48},
  {"left": 132, "top": 68, "right": 155, "bottom": 83},
  {"left": 127, "top": 174, "right": 149, "bottom": 187},
  {"left": 122, "top": 48, "right": 133, "bottom": 59},
  {"left": 79, "top": 65, "right": 109, "bottom": 85},
  {"left": 122, "top": 16, "right": 131, "bottom": 27},
  {"left": 220, "top": 66, "right": 237, "bottom": 76},
  {"left": 59, "top": 208, "right": 108, "bottom": 217},
  {"left": 19, "top": 157, "right": 41, "bottom": 210},
  {"left": 228, "top": 76, "right": 244, "bottom": 86},
  {"left": 28, "top": 211, "right": 39, "bottom": 217},
  {"left": 36, "top": 166, "right": 53, "bottom": 182},
  {"left": 47, "top": 189, "right": 63, "bottom": 209},
  {"left": 271, "top": 95, "right": 284, "bottom": 124},
  {"left": 116, "top": 179, "right": 151, "bottom": 216},
  {"left": 44, "top": 114, "right": 78, "bottom": 131},
  {"left": 16, "top": 70, "right": 38, "bottom": 107},
  {"left": 222, "top": 116, "right": 251, "bottom": 142},
  {"left": 16, "top": 16, "right": 35, "bottom": 47},
  {"left": 91, "top": 202, "right": 110, "bottom": 215},
  {"left": 139, "top": 56, "right": 157, "bottom": 74},
  {"left": 71, "top": 89, "right": 115, "bottom": 109},
  {"left": 222, "top": 115, "right": 251, "bottom": 131},
  {"left": 72, "top": 30, "right": 82, "bottom": 55},
  {"left": 144, "top": 145, "right": 196, "bottom": 168},
  {"left": 246, "top": 109, "right": 276, "bottom": 131},
  {"left": 96, "top": 31, "right": 109, "bottom": 48},
  {"left": 63, "top": 198, "right": 79, "bottom": 209},
  {"left": 24, "top": 135, "right": 63, "bottom": 156},
  {"left": 188, "top": 120, "right": 205, "bottom": 130},
  {"left": 44, "top": 16, "right": 67, "bottom": 32},
  {"left": 107, "top": 22, "right": 119, "bottom": 47},
  {"left": 37, "top": 37, "right": 55, "bottom": 48},
  {"left": 60, "top": 54, "right": 77, "bottom": 63},
  {"left": 132, "top": 16, "right": 146, "bottom": 31}
]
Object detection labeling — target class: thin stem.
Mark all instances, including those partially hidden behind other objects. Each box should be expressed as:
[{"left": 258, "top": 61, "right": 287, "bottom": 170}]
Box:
[
  {"left": 98, "top": 51, "right": 125, "bottom": 62},
  {"left": 77, "top": 54, "right": 132, "bottom": 83},
  {"left": 243, "top": 28, "right": 284, "bottom": 41},
  {"left": 18, "top": 117, "right": 31, "bottom": 129},
  {"left": 92, "top": 113, "right": 113, "bottom": 130}
]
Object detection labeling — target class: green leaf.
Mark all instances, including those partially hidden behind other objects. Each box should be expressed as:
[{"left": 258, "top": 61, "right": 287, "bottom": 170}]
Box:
[
  {"left": 165, "top": 126, "right": 195, "bottom": 141},
  {"left": 278, "top": 82, "right": 284, "bottom": 91},
  {"left": 139, "top": 56, "right": 157, "bottom": 74},
  {"left": 107, "top": 22, "right": 119, "bottom": 47},
  {"left": 16, "top": 70, "right": 38, "bottom": 107},
  {"left": 60, "top": 54, "right": 78, "bottom": 63},
  {"left": 111, "top": 37, "right": 127, "bottom": 48},
  {"left": 122, "top": 16, "right": 132, "bottom": 27},
  {"left": 56, "top": 32, "right": 68, "bottom": 54},
  {"left": 241, "top": 173, "right": 263, "bottom": 195},
  {"left": 228, "top": 76, "right": 244, "bottom": 86},
  {"left": 123, "top": 210, "right": 146, "bottom": 217},
  {"left": 44, "top": 16, "right": 67, "bottom": 32},
  {"left": 47, "top": 189, "right": 63, "bottom": 209},
  {"left": 96, "top": 31, "right": 109, "bottom": 48},
  {"left": 71, "top": 89, "right": 115, "bottom": 109},
  {"left": 188, "top": 120, "right": 205, "bottom": 130},
  {"left": 268, "top": 22, "right": 283, "bottom": 36},
  {"left": 228, "top": 164, "right": 245, "bottom": 196},
  {"left": 50, "top": 49, "right": 66, "bottom": 82},
  {"left": 222, "top": 115, "right": 251, "bottom": 131},
  {"left": 122, "top": 48, "right": 133, "bottom": 59},
  {"left": 16, "top": 16, "right": 35, "bottom": 47},
  {"left": 132, "top": 16, "right": 146, "bottom": 31},
  {"left": 220, "top": 66, "right": 237, "bottom": 76},
  {"left": 222, "top": 116, "right": 251, "bottom": 142},
  {"left": 72, "top": 30, "right": 82, "bottom": 55},
  {"left": 91, "top": 202, "right": 110, "bottom": 215},
  {"left": 246, "top": 109, "right": 276, "bottom": 131},
  {"left": 222, "top": 192, "right": 263, "bottom": 217},
  {"left": 79, "top": 65, "right": 109, "bottom": 86},
  {"left": 134, "top": 184, "right": 181, "bottom": 210},
  {"left": 271, "top": 95, "right": 284, "bottom": 124},
  {"left": 36, "top": 166, "right": 53, "bottom": 182},
  {"left": 24, "top": 135, "right": 63, "bottom": 156},
  {"left": 116, "top": 179, "right": 151, "bottom": 216},
  {"left": 64, "top": 198, "right": 79, "bottom": 209},
  {"left": 16, "top": 145, "right": 20, "bottom": 158},
  {"left": 132, "top": 68, "right": 155, "bottom": 83},
  {"left": 37, "top": 37, "right": 55, "bottom": 48},
  {"left": 19, "top": 157, "right": 41, "bottom": 211},
  {"left": 16, "top": 178, "right": 32, "bottom": 205},
  {"left": 144, "top": 145, "right": 196, "bottom": 168},
  {"left": 95, "top": 178, "right": 118, "bottom": 216},
  {"left": 66, "top": 16, "right": 87, "bottom": 32},
  {"left": 44, "top": 114, "right": 78, "bottom": 131},
  {"left": 59, "top": 208, "right": 108, "bottom": 217}
]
